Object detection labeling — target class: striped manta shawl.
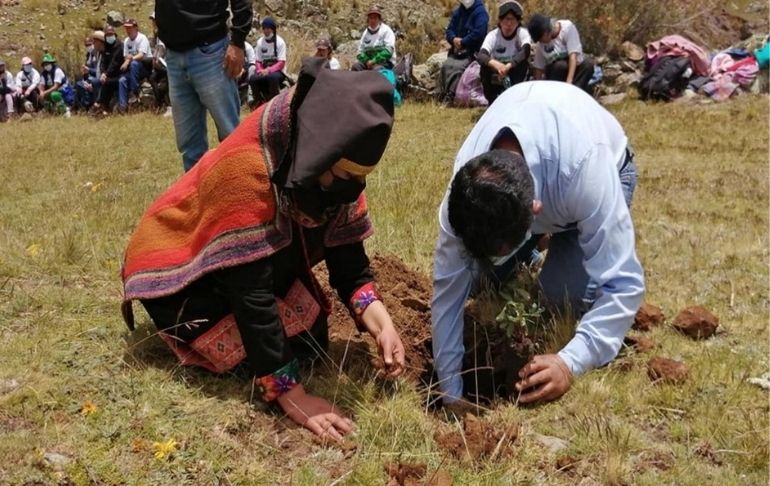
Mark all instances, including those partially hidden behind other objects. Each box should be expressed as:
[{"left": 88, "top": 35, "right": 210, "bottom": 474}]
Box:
[{"left": 121, "top": 88, "right": 374, "bottom": 303}]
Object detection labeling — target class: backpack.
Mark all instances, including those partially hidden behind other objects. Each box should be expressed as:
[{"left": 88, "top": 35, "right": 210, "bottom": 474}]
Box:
[
  {"left": 638, "top": 56, "right": 692, "bottom": 101},
  {"left": 393, "top": 53, "right": 413, "bottom": 97}
]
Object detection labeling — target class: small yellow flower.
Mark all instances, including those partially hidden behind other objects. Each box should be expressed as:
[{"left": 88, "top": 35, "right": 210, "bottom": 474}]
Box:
[
  {"left": 80, "top": 400, "right": 97, "bottom": 416},
  {"left": 90, "top": 183, "right": 103, "bottom": 193},
  {"left": 25, "top": 243, "right": 41, "bottom": 258},
  {"left": 152, "top": 438, "right": 178, "bottom": 460}
]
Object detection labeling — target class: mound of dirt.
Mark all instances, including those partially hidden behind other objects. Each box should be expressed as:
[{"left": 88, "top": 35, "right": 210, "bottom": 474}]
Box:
[
  {"left": 624, "top": 335, "right": 656, "bottom": 353},
  {"left": 384, "top": 463, "right": 453, "bottom": 486},
  {"left": 435, "top": 413, "right": 518, "bottom": 463},
  {"left": 672, "top": 306, "right": 719, "bottom": 340},
  {"left": 633, "top": 303, "right": 665, "bottom": 332},
  {"left": 647, "top": 357, "right": 689, "bottom": 385}
]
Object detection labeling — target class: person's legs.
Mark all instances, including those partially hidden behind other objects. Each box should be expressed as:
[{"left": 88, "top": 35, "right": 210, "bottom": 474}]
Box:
[
  {"left": 351, "top": 62, "right": 367, "bottom": 71},
  {"left": 508, "top": 61, "right": 529, "bottom": 86},
  {"left": 573, "top": 60, "right": 595, "bottom": 95},
  {"left": 263, "top": 71, "right": 284, "bottom": 101},
  {"left": 0, "top": 95, "right": 9, "bottom": 121},
  {"left": 480, "top": 65, "right": 502, "bottom": 105},
  {"left": 166, "top": 46, "right": 209, "bottom": 171},
  {"left": 96, "top": 78, "right": 118, "bottom": 110},
  {"left": 118, "top": 71, "right": 130, "bottom": 110},
  {"left": 75, "top": 80, "right": 87, "bottom": 109},
  {"left": 128, "top": 59, "right": 149, "bottom": 95},
  {"left": 544, "top": 60, "right": 569, "bottom": 82}
]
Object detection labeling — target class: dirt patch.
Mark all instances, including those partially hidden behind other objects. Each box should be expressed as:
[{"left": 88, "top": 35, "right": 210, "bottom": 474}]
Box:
[
  {"left": 384, "top": 463, "right": 453, "bottom": 486},
  {"left": 435, "top": 413, "right": 518, "bottom": 463},
  {"left": 672, "top": 306, "right": 719, "bottom": 340},
  {"left": 684, "top": 7, "right": 765, "bottom": 50},
  {"left": 633, "top": 303, "right": 665, "bottom": 332},
  {"left": 647, "top": 357, "right": 689, "bottom": 385},
  {"left": 556, "top": 454, "right": 580, "bottom": 472},
  {"left": 624, "top": 334, "right": 656, "bottom": 353}
]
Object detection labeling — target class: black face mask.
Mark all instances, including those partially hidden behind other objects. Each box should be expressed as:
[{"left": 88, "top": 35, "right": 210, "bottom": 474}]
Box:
[{"left": 322, "top": 177, "right": 366, "bottom": 205}]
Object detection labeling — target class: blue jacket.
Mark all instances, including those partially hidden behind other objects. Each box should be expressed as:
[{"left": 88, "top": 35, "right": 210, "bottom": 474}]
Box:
[{"left": 445, "top": 0, "right": 489, "bottom": 57}]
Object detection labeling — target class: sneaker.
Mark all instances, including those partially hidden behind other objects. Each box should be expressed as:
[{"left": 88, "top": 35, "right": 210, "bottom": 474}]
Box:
[
  {"left": 64, "top": 108, "right": 71, "bottom": 119},
  {"left": 162, "top": 106, "right": 173, "bottom": 118},
  {"left": 23, "top": 101, "right": 34, "bottom": 113}
]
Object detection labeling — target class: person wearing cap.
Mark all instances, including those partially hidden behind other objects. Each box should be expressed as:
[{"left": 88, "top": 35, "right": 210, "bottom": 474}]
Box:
[
  {"left": 74, "top": 34, "right": 102, "bottom": 112},
  {"left": 438, "top": 0, "right": 489, "bottom": 103},
  {"left": 352, "top": 5, "right": 396, "bottom": 71},
  {"left": 431, "top": 81, "right": 643, "bottom": 412},
  {"left": 93, "top": 25, "right": 125, "bottom": 114},
  {"left": 477, "top": 0, "right": 531, "bottom": 104},
  {"left": 0, "top": 59, "right": 16, "bottom": 122},
  {"left": 155, "top": 0, "right": 253, "bottom": 171},
  {"left": 527, "top": 14, "right": 594, "bottom": 94},
  {"left": 248, "top": 17, "right": 288, "bottom": 107},
  {"left": 148, "top": 12, "right": 170, "bottom": 113},
  {"left": 14, "top": 57, "right": 41, "bottom": 113},
  {"left": 315, "top": 38, "right": 340, "bottom": 70},
  {"left": 118, "top": 18, "right": 153, "bottom": 113},
  {"left": 121, "top": 58, "right": 405, "bottom": 441},
  {"left": 38, "top": 53, "right": 73, "bottom": 116}
]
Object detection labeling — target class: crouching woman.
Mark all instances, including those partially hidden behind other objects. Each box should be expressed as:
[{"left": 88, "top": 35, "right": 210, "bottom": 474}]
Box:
[{"left": 120, "top": 58, "right": 405, "bottom": 441}]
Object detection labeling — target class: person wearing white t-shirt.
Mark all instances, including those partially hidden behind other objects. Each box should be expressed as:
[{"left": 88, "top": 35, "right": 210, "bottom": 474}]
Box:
[
  {"left": 249, "top": 17, "right": 287, "bottom": 106},
  {"left": 352, "top": 5, "right": 396, "bottom": 71},
  {"left": 0, "top": 59, "right": 16, "bottom": 121},
  {"left": 315, "top": 38, "right": 341, "bottom": 70},
  {"left": 14, "top": 57, "right": 41, "bottom": 113},
  {"left": 477, "top": 0, "right": 531, "bottom": 104},
  {"left": 38, "top": 53, "right": 71, "bottom": 116},
  {"left": 118, "top": 18, "right": 153, "bottom": 112},
  {"left": 528, "top": 14, "right": 594, "bottom": 94}
]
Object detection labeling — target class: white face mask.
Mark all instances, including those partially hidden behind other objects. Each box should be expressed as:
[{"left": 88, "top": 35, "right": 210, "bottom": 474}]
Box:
[
  {"left": 488, "top": 230, "right": 532, "bottom": 266},
  {"left": 460, "top": 0, "right": 474, "bottom": 8},
  {"left": 106, "top": 35, "right": 116, "bottom": 45},
  {"left": 23, "top": 64, "right": 32, "bottom": 73}
]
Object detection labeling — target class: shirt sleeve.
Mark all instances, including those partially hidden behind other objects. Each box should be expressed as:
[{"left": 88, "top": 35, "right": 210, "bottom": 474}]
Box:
[
  {"left": 383, "top": 26, "right": 396, "bottom": 52},
  {"left": 229, "top": 0, "right": 254, "bottom": 49},
  {"left": 123, "top": 41, "right": 130, "bottom": 57},
  {"left": 480, "top": 31, "right": 496, "bottom": 56},
  {"left": 533, "top": 44, "right": 546, "bottom": 70},
  {"left": 54, "top": 69, "right": 66, "bottom": 85},
  {"left": 255, "top": 40, "right": 264, "bottom": 63},
  {"left": 565, "top": 23, "right": 583, "bottom": 55},
  {"left": 431, "top": 196, "right": 474, "bottom": 403},
  {"left": 518, "top": 27, "right": 533, "bottom": 47},
  {"left": 445, "top": 8, "right": 460, "bottom": 43},
  {"left": 139, "top": 35, "right": 152, "bottom": 57},
  {"left": 558, "top": 144, "right": 645, "bottom": 375},
  {"left": 277, "top": 39, "right": 287, "bottom": 61}
]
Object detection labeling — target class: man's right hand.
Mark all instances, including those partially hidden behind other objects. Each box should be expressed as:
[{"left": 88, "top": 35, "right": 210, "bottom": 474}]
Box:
[
  {"left": 276, "top": 385, "right": 353, "bottom": 441},
  {"left": 100, "top": 73, "right": 107, "bottom": 83},
  {"left": 452, "top": 37, "right": 462, "bottom": 52}
]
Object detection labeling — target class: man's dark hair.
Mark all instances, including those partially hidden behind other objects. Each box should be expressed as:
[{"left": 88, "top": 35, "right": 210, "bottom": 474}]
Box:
[
  {"left": 527, "top": 14, "right": 552, "bottom": 42},
  {"left": 448, "top": 149, "right": 534, "bottom": 260}
]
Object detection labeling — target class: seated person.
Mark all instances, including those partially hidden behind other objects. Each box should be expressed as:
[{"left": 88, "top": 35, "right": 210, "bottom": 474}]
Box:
[
  {"left": 148, "top": 12, "right": 169, "bottom": 112},
  {"left": 248, "top": 17, "right": 287, "bottom": 106},
  {"left": 477, "top": 0, "right": 531, "bottom": 104},
  {"left": 93, "top": 26, "right": 125, "bottom": 114},
  {"left": 352, "top": 5, "right": 396, "bottom": 71},
  {"left": 0, "top": 59, "right": 15, "bottom": 122},
  {"left": 527, "top": 14, "right": 594, "bottom": 94},
  {"left": 240, "top": 39, "right": 256, "bottom": 105},
  {"left": 14, "top": 57, "right": 41, "bottom": 113},
  {"left": 315, "top": 38, "right": 340, "bottom": 70},
  {"left": 74, "top": 35, "right": 102, "bottom": 112},
  {"left": 38, "top": 53, "right": 73, "bottom": 116},
  {"left": 118, "top": 18, "right": 153, "bottom": 113},
  {"left": 438, "top": 0, "right": 489, "bottom": 103}
]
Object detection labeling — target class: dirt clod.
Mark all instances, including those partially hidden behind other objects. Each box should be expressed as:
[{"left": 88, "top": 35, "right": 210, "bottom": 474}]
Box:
[
  {"left": 633, "top": 303, "right": 665, "bottom": 332},
  {"left": 647, "top": 357, "right": 689, "bottom": 384},
  {"left": 556, "top": 454, "right": 579, "bottom": 472},
  {"left": 435, "top": 413, "right": 518, "bottom": 463},
  {"left": 385, "top": 463, "right": 453, "bottom": 486},
  {"left": 672, "top": 306, "right": 719, "bottom": 340},
  {"left": 624, "top": 334, "right": 656, "bottom": 353}
]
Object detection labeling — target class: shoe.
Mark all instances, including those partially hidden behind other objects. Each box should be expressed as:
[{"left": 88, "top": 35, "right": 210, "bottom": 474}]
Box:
[
  {"left": 23, "top": 101, "right": 34, "bottom": 113},
  {"left": 162, "top": 106, "right": 173, "bottom": 118},
  {"left": 64, "top": 108, "right": 71, "bottom": 119}
]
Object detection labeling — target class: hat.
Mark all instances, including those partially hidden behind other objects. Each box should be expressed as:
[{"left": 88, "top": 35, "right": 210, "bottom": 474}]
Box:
[
  {"left": 261, "top": 16, "right": 277, "bottom": 30},
  {"left": 21, "top": 56, "right": 32, "bottom": 65},
  {"left": 315, "top": 38, "right": 332, "bottom": 50},
  {"left": 123, "top": 18, "right": 138, "bottom": 27},
  {"left": 367, "top": 5, "right": 382, "bottom": 17},
  {"left": 527, "top": 14, "right": 552, "bottom": 42},
  {"left": 91, "top": 30, "right": 105, "bottom": 42},
  {"left": 498, "top": 0, "right": 523, "bottom": 20},
  {"left": 42, "top": 53, "right": 56, "bottom": 64}
]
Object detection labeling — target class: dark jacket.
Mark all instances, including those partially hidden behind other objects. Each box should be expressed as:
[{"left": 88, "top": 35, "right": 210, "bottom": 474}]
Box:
[
  {"left": 445, "top": 0, "right": 489, "bottom": 58},
  {"left": 101, "top": 40, "right": 125, "bottom": 79},
  {"left": 155, "top": 0, "right": 253, "bottom": 51}
]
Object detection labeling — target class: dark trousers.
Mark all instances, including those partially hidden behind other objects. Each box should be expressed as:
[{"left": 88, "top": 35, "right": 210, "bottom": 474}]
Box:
[
  {"left": 15, "top": 89, "right": 39, "bottom": 112},
  {"left": 480, "top": 62, "right": 529, "bottom": 104},
  {"left": 97, "top": 78, "right": 119, "bottom": 108},
  {"left": 351, "top": 61, "right": 393, "bottom": 71},
  {"left": 149, "top": 68, "right": 169, "bottom": 108},
  {"left": 249, "top": 71, "right": 284, "bottom": 104},
  {"left": 545, "top": 59, "right": 595, "bottom": 95}
]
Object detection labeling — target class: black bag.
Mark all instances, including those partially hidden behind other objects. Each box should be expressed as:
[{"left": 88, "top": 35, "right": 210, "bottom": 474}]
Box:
[{"left": 638, "top": 56, "right": 692, "bottom": 101}]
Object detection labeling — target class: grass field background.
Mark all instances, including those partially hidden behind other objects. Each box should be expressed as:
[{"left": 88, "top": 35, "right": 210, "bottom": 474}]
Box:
[{"left": 0, "top": 95, "right": 768, "bottom": 484}]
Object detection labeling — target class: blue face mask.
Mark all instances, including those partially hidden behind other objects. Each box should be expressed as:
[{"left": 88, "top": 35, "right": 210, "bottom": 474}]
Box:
[
  {"left": 106, "top": 36, "right": 116, "bottom": 45},
  {"left": 488, "top": 230, "right": 532, "bottom": 266}
]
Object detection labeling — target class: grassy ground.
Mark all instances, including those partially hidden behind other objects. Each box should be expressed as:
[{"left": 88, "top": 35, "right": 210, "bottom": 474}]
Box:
[{"left": 0, "top": 95, "right": 768, "bottom": 485}]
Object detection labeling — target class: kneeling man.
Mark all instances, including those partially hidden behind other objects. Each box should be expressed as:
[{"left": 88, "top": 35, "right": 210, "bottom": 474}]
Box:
[{"left": 432, "top": 81, "right": 644, "bottom": 407}]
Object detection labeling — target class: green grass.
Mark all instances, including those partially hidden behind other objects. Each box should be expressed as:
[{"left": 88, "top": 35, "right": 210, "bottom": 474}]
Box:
[{"left": 0, "top": 95, "right": 768, "bottom": 485}]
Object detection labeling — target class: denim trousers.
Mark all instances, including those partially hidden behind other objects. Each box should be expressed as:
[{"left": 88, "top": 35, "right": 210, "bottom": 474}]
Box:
[
  {"left": 118, "top": 60, "right": 150, "bottom": 108},
  {"left": 75, "top": 76, "right": 101, "bottom": 109},
  {"left": 166, "top": 36, "right": 241, "bottom": 171}
]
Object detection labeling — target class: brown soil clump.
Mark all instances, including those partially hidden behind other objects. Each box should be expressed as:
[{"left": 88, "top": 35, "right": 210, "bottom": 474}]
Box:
[
  {"left": 633, "top": 303, "right": 665, "bottom": 332},
  {"left": 672, "top": 306, "right": 719, "bottom": 340},
  {"left": 647, "top": 357, "right": 689, "bottom": 384},
  {"left": 624, "top": 334, "right": 656, "bottom": 353},
  {"left": 385, "top": 463, "right": 453, "bottom": 486},
  {"left": 556, "top": 454, "right": 579, "bottom": 472},
  {"left": 435, "top": 413, "right": 518, "bottom": 463}
]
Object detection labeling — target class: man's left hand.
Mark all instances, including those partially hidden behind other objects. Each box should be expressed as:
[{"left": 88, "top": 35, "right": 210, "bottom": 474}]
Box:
[
  {"left": 515, "top": 354, "right": 572, "bottom": 404},
  {"left": 452, "top": 37, "right": 462, "bottom": 51},
  {"left": 223, "top": 44, "right": 244, "bottom": 79}
]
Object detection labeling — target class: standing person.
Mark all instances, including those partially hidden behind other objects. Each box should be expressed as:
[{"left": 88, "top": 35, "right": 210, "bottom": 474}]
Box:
[
  {"left": 477, "top": 0, "right": 531, "bottom": 104},
  {"left": 527, "top": 14, "right": 594, "bottom": 94},
  {"left": 248, "top": 17, "right": 287, "bottom": 107},
  {"left": 438, "top": 0, "right": 489, "bottom": 103},
  {"left": 14, "top": 57, "right": 41, "bottom": 114},
  {"left": 0, "top": 59, "right": 16, "bottom": 122},
  {"left": 155, "top": 0, "right": 252, "bottom": 172},
  {"left": 121, "top": 59, "right": 404, "bottom": 441},
  {"left": 148, "top": 12, "right": 170, "bottom": 114},
  {"left": 38, "top": 53, "right": 73, "bottom": 116},
  {"left": 352, "top": 5, "right": 396, "bottom": 71},
  {"left": 431, "top": 81, "right": 644, "bottom": 411},
  {"left": 118, "top": 18, "right": 153, "bottom": 113},
  {"left": 74, "top": 35, "right": 102, "bottom": 112},
  {"left": 315, "top": 38, "right": 340, "bottom": 70},
  {"left": 93, "top": 26, "right": 125, "bottom": 114}
]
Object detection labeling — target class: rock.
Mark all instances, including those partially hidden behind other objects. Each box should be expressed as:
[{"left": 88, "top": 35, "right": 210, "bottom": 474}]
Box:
[
  {"left": 621, "top": 60, "right": 641, "bottom": 72},
  {"left": 556, "top": 454, "right": 579, "bottom": 471},
  {"left": 411, "top": 63, "right": 436, "bottom": 92},
  {"left": 336, "top": 40, "right": 360, "bottom": 57},
  {"left": 264, "top": 0, "right": 283, "bottom": 13},
  {"left": 602, "top": 62, "right": 623, "bottom": 82},
  {"left": 615, "top": 72, "right": 641, "bottom": 90},
  {"left": 624, "top": 335, "right": 655, "bottom": 353},
  {"left": 599, "top": 93, "right": 627, "bottom": 105},
  {"left": 622, "top": 41, "right": 645, "bottom": 62},
  {"left": 106, "top": 10, "right": 124, "bottom": 27},
  {"left": 534, "top": 433, "right": 569, "bottom": 453},
  {"left": 672, "top": 306, "right": 719, "bottom": 339},
  {"left": 0, "top": 378, "right": 20, "bottom": 395},
  {"left": 424, "top": 51, "right": 448, "bottom": 74},
  {"left": 633, "top": 303, "right": 665, "bottom": 332},
  {"left": 57, "top": 2, "right": 66, "bottom": 14},
  {"left": 594, "top": 54, "right": 609, "bottom": 65},
  {"left": 349, "top": 29, "right": 360, "bottom": 40},
  {"left": 647, "top": 357, "right": 688, "bottom": 384},
  {"left": 747, "top": 372, "right": 770, "bottom": 391},
  {"left": 43, "top": 452, "right": 72, "bottom": 471}
]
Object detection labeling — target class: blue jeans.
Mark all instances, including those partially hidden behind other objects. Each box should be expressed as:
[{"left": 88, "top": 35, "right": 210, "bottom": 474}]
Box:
[
  {"left": 75, "top": 76, "right": 101, "bottom": 109},
  {"left": 166, "top": 36, "right": 241, "bottom": 171},
  {"left": 118, "top": 60, "right": 149, "bottom": 109}
]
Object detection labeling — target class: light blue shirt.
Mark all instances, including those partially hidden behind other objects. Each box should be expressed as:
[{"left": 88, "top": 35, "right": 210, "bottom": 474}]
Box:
[{"left": 431, "top": 81, "right": 645, "bottom": 402}]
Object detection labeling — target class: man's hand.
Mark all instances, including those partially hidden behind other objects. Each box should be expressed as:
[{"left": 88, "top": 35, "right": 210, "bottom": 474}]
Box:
[
  {"left": 366, "top": 60, "right": 374, "bottom": 69},
  {"left": 515, "top": 354, "right": 572, "bottom": 404},
  {"left": 452, "top": 37, "right": 463, "bottom": 51},
  {"left": 375, "top": 322, "right": 405, "bottom": 378},
  {"left": 120, "top": 59, "right": 130, "bottom": 72},
  {"left": 223, "top": 44, "right": 244, "bottom": 79},
  {"left": 81, "top": 65, "right": 89, "bottom": 76},
  {"left": 100, "top": 73, "right": 107, "bottom": 83},
  {"left": 276, "top": 385, "right": 353, "bottom": 441}
]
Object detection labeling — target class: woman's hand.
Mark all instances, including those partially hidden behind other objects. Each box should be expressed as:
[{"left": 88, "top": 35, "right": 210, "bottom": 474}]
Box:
[
  {"left": 361, "top": 301, "right": 406, "bottom": 378},
  {"left": 276, "top": 384, "right": 353, "bottom": 441}
]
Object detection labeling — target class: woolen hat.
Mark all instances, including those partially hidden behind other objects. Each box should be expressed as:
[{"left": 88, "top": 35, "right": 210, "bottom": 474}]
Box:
[
  {"left": 315, "top": 38, "right": 332, "bottom": 50},
  {"left": 261, "top": 16, "right": 277, "bottom": 30}
]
